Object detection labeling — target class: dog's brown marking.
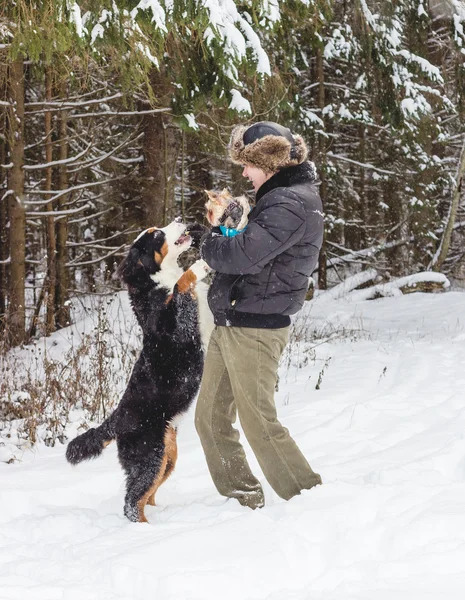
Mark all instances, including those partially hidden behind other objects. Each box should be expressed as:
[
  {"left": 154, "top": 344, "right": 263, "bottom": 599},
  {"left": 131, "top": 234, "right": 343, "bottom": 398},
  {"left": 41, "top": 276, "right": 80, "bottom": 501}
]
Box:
[
  {"left": 176, "top": 269, "right": 197, "bottom": 294},
  {"left": 102, "top": 440, "right": 112, "bottom": 448},
  {"left": 147, "top": 427, "right": 178, "bottom": 507},
  {"left": 164, "top": 293, "right": 173, "bottom": 305},
  {"left": 154, "top": 240, "right": 169, "bottom": 266},
  {"left": 146, "top": 227, "right": 157, "bottom": 233},
  {"left": 137, "top": 452, "right": 169, "bottom": 523}
]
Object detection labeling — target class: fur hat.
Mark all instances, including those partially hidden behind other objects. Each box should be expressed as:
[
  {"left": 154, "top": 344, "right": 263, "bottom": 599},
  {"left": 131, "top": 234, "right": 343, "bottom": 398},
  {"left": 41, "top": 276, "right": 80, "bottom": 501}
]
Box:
[{"left": 228, "top": 121, "right": 309, "bottom": 174}]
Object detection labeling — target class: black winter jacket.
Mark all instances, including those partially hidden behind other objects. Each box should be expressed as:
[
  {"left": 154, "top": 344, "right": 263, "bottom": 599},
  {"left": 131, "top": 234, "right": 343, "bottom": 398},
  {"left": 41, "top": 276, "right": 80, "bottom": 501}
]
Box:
[{"left": 201, "top": 162, "right": 323, "bottom": 328}]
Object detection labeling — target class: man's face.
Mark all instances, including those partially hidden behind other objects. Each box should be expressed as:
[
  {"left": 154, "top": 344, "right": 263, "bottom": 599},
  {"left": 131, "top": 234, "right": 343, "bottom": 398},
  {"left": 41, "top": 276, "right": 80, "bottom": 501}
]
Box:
[{"left": 242, "top": 164, "right": 274, "bottom": 192}]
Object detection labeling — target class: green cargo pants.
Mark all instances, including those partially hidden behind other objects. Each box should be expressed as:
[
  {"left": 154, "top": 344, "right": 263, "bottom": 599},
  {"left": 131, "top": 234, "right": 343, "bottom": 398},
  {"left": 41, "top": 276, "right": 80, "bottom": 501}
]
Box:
[{"left": 195, "top": 325, "right": 321, "bottom": 508}]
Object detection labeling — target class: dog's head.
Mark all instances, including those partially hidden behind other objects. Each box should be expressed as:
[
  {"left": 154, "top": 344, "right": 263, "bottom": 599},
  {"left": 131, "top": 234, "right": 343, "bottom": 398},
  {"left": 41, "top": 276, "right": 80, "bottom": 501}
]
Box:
[
  {"left": 205, "top": 188, "right": 234, "bottom": 226},
  {"left": 118, "top": 219, "right": 208, "bottom": 285},
  {"left": 205, "top": 189, "right": 250, "bottom": 229}
]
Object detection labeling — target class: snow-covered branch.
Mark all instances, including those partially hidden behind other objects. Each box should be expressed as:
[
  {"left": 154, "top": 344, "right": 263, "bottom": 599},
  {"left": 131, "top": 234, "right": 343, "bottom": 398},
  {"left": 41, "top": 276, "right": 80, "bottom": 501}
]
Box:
[
  {"left": 67, "top": 108, "right": 171, "bottom": 119},
  {"left": 25, "top": 92, "right": 123, "bottom": 109},
  {"left": 26, "top": 204, "right": 91, "bottom": 217},
  {"left": 23, "top": 143, "right": 92, "bottom": 171},
  {"left": 327, "top": 152, "right": 416, "bottom": 176},
  {"left": 66, "top": 244, "right": 126, "bottom": 267},
  {"left": 24, "top": 177, "right": 125, "bottom": 206}
]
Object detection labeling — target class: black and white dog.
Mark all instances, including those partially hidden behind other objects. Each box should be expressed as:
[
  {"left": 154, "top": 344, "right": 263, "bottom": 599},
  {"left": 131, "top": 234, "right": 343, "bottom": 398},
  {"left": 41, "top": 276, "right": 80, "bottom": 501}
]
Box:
[{"left": 66, "top": 219, "right": 213, "bottom": 523}]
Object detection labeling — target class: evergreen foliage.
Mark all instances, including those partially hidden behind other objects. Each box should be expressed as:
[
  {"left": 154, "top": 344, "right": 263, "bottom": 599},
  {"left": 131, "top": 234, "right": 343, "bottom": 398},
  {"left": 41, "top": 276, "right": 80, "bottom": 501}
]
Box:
[{"left": 1, "top": 0, "right": 465, "bottom": 346}]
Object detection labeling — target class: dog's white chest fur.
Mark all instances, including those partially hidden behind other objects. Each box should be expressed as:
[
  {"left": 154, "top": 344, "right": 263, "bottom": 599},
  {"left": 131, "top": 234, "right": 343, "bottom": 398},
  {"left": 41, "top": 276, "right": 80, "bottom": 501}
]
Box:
[
  {"left": 196, "top": 280, "right": 214, "bottom": 351},
  {"left": 151, "top": 260, "right": 182, "bottom": 294},
  {"left": 151, "top": 262, "right": 214, "bottom": 351}
]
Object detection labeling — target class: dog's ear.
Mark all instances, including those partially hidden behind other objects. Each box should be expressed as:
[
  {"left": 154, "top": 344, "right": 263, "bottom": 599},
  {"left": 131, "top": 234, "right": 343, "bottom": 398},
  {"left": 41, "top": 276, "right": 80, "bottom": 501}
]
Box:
[
  {"left": 205, "top": 190, "right": 221, "bottom": 204},
  {"left": 117, "top": 247, "right": 142, "bottom": 282}
]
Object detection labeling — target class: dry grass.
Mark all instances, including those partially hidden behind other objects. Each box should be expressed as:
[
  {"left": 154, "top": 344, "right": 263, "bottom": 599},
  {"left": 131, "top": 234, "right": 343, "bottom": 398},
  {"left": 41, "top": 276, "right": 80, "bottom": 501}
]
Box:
[{"left": 0, "top": 294, "right": 139, "bottom": 458}]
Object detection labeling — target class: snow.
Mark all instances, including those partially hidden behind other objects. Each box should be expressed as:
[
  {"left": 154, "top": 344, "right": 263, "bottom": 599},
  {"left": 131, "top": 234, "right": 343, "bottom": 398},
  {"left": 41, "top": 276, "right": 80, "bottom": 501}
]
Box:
[
  {"left": 203, "top": 0, "right": 271, "bottom": 79},
  {"left": 135, "top": 42, "right": 160, "bottom": 67},
  {"left": 130, "top": 0, "right": 167, "bottom": 33},
  {"left": 320, "top": 269, "right": 379, "bottom": 300},
  {"left": 347, "top": 272, "right": 450, "bottom": 301},
  {"left": 67, "top": 1, "right": 86, "bottom": 38},
  {"left": 184, "top": 113, "right": 199, "bottom": 130},
  {"left": 418, "top": 1, "right": 427, "bottom": 18},
  {"left": 396, "top": 50, "right": 443, "bottom": 83},
  {"left": 2, "top": 290, "right": 465, "bottom": 598},
  {"left": 324, "top": 27, "right": 353, "bottom": 60},
  {"left": 301, "top": 108, "right": 324, "bottom": 128},
  {"left": 229, "top": 89, "right": 252, "bottom": 114},
  {"left": 90, "top": 23, "right": 104, "bottom": 45},
  {"left": 260, "top": 0, "right": 281, "bottom": 24}
]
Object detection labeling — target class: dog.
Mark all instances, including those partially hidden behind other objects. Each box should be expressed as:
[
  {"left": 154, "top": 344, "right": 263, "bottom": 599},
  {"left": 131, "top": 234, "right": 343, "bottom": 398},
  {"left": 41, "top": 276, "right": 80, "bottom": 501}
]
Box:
[
  {"left": 205, "top": 188, "right": 250, "bottom": 232},
  {"left": 66, "top": 218, "right": 213, "bottom": 523}
]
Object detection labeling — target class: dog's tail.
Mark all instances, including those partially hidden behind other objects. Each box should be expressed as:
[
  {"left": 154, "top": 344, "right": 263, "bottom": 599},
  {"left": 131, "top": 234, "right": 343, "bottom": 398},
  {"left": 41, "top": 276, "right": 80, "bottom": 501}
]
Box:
[{"left": 66, "top": 412, "right": 117, "bottom": 465}]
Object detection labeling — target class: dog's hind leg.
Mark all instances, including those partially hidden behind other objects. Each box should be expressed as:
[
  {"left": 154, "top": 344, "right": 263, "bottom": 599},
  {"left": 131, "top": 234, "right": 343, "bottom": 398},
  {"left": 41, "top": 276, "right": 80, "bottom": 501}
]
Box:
[
  {"left": 121, "top": 443, "right": 166, "bottom": 523},
  {"left": 147, "top": 427, "right": 178, "bottom": 506}
]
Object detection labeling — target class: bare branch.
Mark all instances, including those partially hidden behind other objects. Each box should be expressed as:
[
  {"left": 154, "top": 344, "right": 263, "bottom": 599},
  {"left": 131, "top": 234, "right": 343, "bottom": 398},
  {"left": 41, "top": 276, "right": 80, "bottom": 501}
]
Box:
[
  {"left": 67, "top": 229, "right": 138, "bottom": 247},
  {"left": 67, "top": 133, "right": 144, "bottom": 173},
  {"left": 66, "top": 244, "right": 127, "bottom": 267},
  {"left": 69, "top": 207, "right": 113, "bottom": 224}
]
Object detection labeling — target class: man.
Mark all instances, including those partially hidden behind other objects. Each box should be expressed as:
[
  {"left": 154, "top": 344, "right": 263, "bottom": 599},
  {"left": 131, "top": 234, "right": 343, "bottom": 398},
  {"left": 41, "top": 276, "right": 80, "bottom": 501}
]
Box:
[{"left": 195, "top": 121, "right": 323, "bottom": 509}]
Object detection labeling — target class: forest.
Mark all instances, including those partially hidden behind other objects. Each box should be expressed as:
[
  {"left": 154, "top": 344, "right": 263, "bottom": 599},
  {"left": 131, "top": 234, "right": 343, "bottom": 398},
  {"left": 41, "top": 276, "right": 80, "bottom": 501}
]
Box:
[{"left": 1, "top": 0, "right": 465, "bottom": 348}]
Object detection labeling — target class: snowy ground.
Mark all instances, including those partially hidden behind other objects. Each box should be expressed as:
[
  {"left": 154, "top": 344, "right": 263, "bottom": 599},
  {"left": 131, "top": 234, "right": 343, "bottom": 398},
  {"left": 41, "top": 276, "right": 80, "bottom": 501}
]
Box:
[{"left": 1, "top": 290, "right": 465, "bottom": 599}]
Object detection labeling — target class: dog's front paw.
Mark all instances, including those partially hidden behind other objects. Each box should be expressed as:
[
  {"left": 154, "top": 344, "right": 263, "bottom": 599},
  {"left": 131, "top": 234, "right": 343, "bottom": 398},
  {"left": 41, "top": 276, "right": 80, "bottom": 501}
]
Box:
[{"left": 189, "top": 259, "right": 211, "bottom": 282}]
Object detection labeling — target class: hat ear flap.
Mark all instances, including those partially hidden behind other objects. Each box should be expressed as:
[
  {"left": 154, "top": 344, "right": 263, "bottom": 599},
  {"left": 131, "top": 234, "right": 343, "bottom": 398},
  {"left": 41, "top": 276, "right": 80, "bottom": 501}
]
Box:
[
  {"left": 228, "top": 125, "right": 247, "bottom": 165},
  {"left": 291, "top": 135, "right": 308, "bottom": 163}
]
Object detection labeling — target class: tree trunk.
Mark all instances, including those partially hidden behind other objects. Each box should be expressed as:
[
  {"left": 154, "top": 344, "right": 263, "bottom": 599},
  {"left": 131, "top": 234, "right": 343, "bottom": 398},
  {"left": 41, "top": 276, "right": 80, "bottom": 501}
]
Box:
[
  {"left": 143, "top": 113, "right": 178, "bottom": 226},
  {"left": 316, "top": 45, "right": 327, "bottom": 290},
  {"left": 429, "top": 137, "right": 465, "bottom": 271},
  {"left": 385, "top": 175, "right": 409, "bottom": 275},
  {"left": 7, "top": 60, "right": 26, "bottom": 347},
  {"left": 187, "top": 135, "right": 212, "bottom": 223},
  {"left": 358, "top": 124, "right": 368, "bottom": 251},
  {"left": 55, "top": 84, "right": 70, "bottom": 329},
  {"left": 142, "top": 69, "right": 177, "bottom": 227},
  {"left": 44, "top": 65, "right": 56, "bottom": 335},
  {"left": 0, "top": 103, "right": 7, "bottom": 331}
]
